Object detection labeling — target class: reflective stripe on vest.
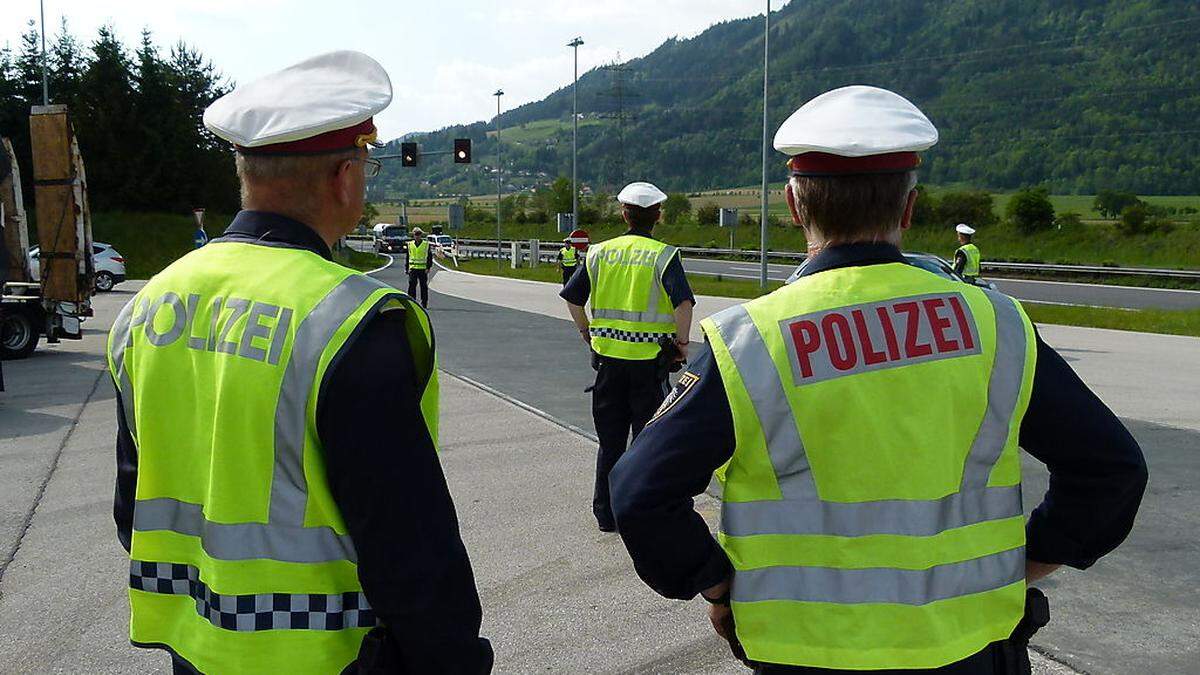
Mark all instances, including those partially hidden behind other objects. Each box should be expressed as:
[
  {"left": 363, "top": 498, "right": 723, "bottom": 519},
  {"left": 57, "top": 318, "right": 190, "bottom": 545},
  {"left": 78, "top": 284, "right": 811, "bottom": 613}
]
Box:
[
  {"left": 561, "top": 247, "right": 578, "bottom": 267},
  {"left": 700, "top": 263, "right": 1035, "bottom": 670},
  {"left": 586, "top": 235, "right": 679, "bottom": 359},
  {"left": 408, "top": 240, "right": 430, "bottom": 269},
  {"left": 957, "top": 244, "right": 981, "bottom": 277}
]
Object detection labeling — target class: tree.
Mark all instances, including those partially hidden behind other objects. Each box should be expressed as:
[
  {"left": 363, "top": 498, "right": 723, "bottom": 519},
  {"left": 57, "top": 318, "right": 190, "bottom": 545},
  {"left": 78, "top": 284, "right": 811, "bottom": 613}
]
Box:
[
  {"left": 696, "top": 201, "right": 721, "bottom": 226},
  {"left": 662, "top": 193, "right": 691, "bottom": 225},
  {"left": 358, "top": 202, "right": 379, "bottom": 231},
  {"left": 1094, "top": 190, "right": 1141, "bottom": 219},
  {"left": 547, "top": 176, "right": 573, "bottom": 215},
  {"left": 1006, "top": 187, "right": 1055, "bottom": 234},
  {"left": 910, "top": 185, "right": 938, "bottom": 228},
  {"left": 1116, "top": 204, "right": 1150, "bottom": 236},
  {"left": 936, "top": 190, "right": 997, "bottom": 228}
]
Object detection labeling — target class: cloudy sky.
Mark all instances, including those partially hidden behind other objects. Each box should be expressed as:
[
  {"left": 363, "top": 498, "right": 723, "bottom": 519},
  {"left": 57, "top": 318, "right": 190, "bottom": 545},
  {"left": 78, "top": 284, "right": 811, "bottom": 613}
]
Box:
[{"left": 1, "top": 0, "right": 781, "bottom": 139}]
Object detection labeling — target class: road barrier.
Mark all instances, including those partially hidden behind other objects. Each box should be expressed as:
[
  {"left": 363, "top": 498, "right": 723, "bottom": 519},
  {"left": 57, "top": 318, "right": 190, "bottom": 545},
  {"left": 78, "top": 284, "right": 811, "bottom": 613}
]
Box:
[{"left": 451, "top": 238, "right": 1200, "bottom": 281}]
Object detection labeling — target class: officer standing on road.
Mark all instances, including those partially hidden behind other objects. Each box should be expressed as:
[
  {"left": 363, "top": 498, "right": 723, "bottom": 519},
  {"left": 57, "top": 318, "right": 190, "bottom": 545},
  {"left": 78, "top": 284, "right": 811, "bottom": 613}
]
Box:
[
  {"left": 954, "top": 223, "right": 981, "bottom": 282},
  {"left": 561, "top": 182, "right": 695, "bottom": 533},
  {"left": 609, "top": 86, "right": 1147, "bottom": 674},
  {"left": 107, "top": 51, "right": 492, "bottom": 674},
  {"left": 406, "top": 226, "right": 432, "bottom": 308},
  {"left": 558, "top": 237, "right": 580, "bottom": 285}
]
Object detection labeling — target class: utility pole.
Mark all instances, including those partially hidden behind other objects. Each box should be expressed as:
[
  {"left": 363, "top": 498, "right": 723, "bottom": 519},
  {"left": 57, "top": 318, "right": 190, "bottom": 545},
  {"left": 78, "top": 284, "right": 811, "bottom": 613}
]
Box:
[
  {"left": 759, "top": 0, "right": 771, "bottom": 289},
  {"left": 568, "top": 37, "right": 584, "bottom": 230},
  {"left": 494, "top": 89, "right": 504, "bottom": 269},
  {"left": 599, "top": 59, "right": 637, "bottom": 190},
  {"left": 39, "top": 0, "right": 49, "bottom": 105}
]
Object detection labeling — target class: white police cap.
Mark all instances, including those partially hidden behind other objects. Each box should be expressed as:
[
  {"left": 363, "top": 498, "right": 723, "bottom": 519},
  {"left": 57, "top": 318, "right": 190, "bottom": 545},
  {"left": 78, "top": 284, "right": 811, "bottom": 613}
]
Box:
[
  {"left": 956, "top": 223, "right": 976, "bottom": 236},
  {"left": 774, "top": 85, "right": 937, "bottom": 175},
  {"left": 617, "top": 182, "right": 668, "bottom": 208},
  {"left": 203, "top": 50, "right": 392, "bottom": 153}
]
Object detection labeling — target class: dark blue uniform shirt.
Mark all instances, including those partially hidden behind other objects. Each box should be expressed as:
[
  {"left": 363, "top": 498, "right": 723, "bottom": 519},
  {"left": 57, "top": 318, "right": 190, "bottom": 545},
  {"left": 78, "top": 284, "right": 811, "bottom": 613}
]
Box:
[
  {"left": 560, "top": 229, "right": 696, "bottom": 309},
  {"left": 609, "top": 242, "right": 1148, "bottom": 601},
  {"left": 114, "top": 211, "right": 493, "bottom": 674}
]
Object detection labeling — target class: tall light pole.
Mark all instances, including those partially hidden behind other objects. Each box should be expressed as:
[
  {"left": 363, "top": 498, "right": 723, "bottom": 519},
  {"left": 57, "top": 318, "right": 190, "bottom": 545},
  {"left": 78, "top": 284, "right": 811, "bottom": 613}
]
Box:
[
  {"left": 759, "top": 0, "right": 771, "bottom": 289},
  {"left": 494, "top": 89, "right": 504, "bottom": 268},
  {"left": 39, "top": 0, "right": 49, "bottom": 104},
  {"left": 568, "top": 37, "right": 584, "bottom": 231}
]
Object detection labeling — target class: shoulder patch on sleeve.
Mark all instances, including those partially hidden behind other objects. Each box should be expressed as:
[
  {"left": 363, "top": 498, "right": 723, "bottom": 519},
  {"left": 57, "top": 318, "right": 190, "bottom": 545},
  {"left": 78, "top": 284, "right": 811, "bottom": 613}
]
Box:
[{"left": 648, "top": 371, "right": 701, "bottom": 425}]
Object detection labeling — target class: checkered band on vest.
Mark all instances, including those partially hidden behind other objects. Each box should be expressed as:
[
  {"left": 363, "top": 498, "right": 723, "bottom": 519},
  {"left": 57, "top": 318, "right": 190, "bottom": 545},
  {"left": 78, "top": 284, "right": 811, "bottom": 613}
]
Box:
[
  {"left": 130, "top": 560, "right": 377, "bottom": 632},
  {"left": 589, "top": 326, "right": 674, "bottom": 343}
]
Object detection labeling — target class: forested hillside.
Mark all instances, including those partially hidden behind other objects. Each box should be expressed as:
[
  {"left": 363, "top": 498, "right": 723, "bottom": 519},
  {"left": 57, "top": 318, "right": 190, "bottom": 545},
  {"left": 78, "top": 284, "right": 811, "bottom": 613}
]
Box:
[{"left": 374, "top": 0, "right": 1200, "bottom": 199}]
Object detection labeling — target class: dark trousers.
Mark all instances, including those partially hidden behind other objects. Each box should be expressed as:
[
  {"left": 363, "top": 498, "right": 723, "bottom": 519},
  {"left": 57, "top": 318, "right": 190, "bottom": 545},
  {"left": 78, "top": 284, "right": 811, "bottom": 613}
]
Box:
[
  {"left": 407, "top": 269, "right": 429, "bottom": 307},
  {"left": 591, "top": 356, "right": 669, "bottom": 527},
  {"left": 561, "top": 266, "right": 578, "bottom": 285}
]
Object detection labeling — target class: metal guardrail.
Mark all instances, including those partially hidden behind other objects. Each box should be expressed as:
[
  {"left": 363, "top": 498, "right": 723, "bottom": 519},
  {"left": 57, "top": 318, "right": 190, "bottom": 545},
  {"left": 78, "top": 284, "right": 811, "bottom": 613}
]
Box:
[{"left": 452, "top": 238, "right": 1200, "bottom": 281}]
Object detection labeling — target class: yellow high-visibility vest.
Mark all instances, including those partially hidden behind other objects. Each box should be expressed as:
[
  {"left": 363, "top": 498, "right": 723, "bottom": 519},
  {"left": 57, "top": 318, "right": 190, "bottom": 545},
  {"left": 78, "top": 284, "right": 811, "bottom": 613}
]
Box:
[
  {"left": 561, "top": 246, "right": 579, "bottom": 268},
  {"left": 586, "top": 234, "right": 679, "bottom": 360},
  {"left": 107, "top": 241, "right": 437, "bottom": 674},
  {"left": 957, "top": 243, "right": 981, "bottom": 278},
  {"left": 408, "top": 240, "right": 431, "bottom": 270},
  {"left": 701, "top": 262, "right": 1036, "bottom": 670}
]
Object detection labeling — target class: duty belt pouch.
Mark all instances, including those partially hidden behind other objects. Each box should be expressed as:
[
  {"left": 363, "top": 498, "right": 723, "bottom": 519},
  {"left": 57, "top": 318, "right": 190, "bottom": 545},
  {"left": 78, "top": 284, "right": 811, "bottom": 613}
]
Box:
[
  {"left": 1000, "top": 588, "right": 1051, "bottom": 675},
  {"left": 348, "top": 625, "right": 407, "bottom": 674}
]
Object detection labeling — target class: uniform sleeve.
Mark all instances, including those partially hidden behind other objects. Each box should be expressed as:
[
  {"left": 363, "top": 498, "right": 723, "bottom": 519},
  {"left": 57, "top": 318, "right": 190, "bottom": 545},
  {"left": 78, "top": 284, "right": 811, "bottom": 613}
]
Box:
[
  {"left": 952, "top": 250, "right": 966, "bottom": 275},
  {"left": 318, "top": 309, "right": 493, "bottom": 674},
  {"left": 1019, "top": 331, "right": 1148, "bottom": 570},
  {"left": 660, "top": 253, "right": 695, "bottom": 308},
  {"left": 113, "top": 387, "right": 138, "bottom": 553},
  {"left": 559, "top": 261, "right": 591, "bottom": 306},
  {"left": 610, "top": 344, "right": 735, "bottom": 599}
]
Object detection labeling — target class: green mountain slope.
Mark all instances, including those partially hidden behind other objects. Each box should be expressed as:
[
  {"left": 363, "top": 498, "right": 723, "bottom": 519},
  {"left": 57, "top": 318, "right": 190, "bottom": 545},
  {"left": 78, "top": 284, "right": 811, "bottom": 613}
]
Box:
[{"left": 371, "top": 0, "right": 1200, "bottom": 199}]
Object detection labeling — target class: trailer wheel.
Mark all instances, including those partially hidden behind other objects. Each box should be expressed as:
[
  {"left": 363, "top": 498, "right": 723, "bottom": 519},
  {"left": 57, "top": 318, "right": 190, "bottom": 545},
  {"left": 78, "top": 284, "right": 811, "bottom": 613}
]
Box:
[{"left": 1, "top": 308, "right": 39, "bottom": 360}]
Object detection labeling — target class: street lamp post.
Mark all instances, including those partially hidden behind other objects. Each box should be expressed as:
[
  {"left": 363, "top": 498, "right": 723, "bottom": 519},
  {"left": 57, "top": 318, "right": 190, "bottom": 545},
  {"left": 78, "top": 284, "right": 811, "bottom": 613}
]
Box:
[
  {"left": 494, "top": 89, "right": 504, "bottom": 268},
  {"left": 759, "top": 0, "right": 770, "bottom": 289},
  {"left": 568, "top": 37, "right": 584, "bottom": 231},
  {"left": 39, "top": 0, "right": 49, "bottom": 105}
]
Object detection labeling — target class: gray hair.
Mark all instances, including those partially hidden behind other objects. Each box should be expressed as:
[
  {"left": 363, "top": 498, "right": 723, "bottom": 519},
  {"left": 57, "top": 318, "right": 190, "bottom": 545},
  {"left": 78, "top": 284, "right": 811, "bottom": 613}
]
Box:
[
  {"left": 788, "top": 170, "right": 918, "bottom": 241},
  {"left": 234, "top": 150, "right": 358, "bottom": 210}
]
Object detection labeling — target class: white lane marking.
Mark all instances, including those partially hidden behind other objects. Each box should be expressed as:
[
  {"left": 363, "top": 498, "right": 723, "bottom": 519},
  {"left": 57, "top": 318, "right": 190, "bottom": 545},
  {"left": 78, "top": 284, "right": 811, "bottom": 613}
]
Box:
[
  {"left": 444, "top": 371, "right": 598, "bottom": 443},
  {"left": 365, "top": 254, "right": 394, "bottom": 276},
  {"left": 995, "top": 277, "right": 1200, "bottom": 295}
]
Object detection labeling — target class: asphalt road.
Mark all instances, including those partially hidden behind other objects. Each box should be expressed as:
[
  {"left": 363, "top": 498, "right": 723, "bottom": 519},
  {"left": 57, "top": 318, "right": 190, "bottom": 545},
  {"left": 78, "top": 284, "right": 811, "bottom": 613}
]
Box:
[
  {"left": 677, "top": 257, "right": 1200, "bottom": 311},
  {"left": 420, "top": 262, "right": 1200, "bottom": 675}
]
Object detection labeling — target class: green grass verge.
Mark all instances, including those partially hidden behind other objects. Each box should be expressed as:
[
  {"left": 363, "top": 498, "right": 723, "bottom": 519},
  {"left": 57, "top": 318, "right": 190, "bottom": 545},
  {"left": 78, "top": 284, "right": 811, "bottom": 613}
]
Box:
[
  {"left": 454, "top": 259, "right": 1198, "bottom": 337},
  {"left": 1021, "top": 303, "right": 1200, "bottom": 337},
  {"left": 332, "top": 247, "right": 388, "bottom": 273},
  {"left": 92, "top": 211, "right": 232, "bottom": 279},
  {"left": 454, "top": 258, "right": 782, "bottom": 299}
]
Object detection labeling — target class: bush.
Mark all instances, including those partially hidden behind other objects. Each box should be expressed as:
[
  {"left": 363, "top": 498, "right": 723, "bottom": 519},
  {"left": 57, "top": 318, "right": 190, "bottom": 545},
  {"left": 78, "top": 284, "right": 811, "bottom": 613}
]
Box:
[
  {"left": 1054, "top": 212, "right": 1084, "bottom": 232},
  {"left": 1149, "top": 217, "right": 1175, "bottom": 235},
  {"left": 1094, "top": 190, "right": 1141, "bottom": 219},
  {"left": 936, "top": 190, "right": 997, "bottom": 228},
  {"left": 663, "top": 193, "right": 692, "bottom": 225},
  {"left": 910, "top": 185, "right": 938, "bottom": 228},
  {"left": 1117, "top": 204, "right": 1150, "bottom": 235},
  {"left": 1006, "top": 187, "right": 1056, "bottom": 234},
  {"left": 696, "top": 201, "right": 721, "bottom": 226}
]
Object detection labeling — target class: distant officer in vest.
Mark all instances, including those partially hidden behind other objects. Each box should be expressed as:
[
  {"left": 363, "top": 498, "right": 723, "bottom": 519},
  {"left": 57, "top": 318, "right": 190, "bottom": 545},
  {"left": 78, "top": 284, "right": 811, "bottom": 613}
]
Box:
[
  {"left": 560, "top": 182, "right": 696, "bottom": 532},
  {"left": 954, "top": 223, "right": 982, "bottom": 282},
  {"left": 406, "top": 226, "right": 432, "bottom": 307},
  {"left": 558, "top": 237, "right": 580, "bottom": 285},
  {"left": 609, "top": 86, "right": 1146, "bottom": 674},
  {"left": 107, "top": 51, "right": 492, "bottom": 674}
]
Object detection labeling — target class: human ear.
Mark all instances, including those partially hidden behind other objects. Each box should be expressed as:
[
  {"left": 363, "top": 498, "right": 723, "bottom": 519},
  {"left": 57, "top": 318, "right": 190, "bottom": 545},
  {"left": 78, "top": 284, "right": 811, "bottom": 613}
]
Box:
[
  {"left": 899, "top": 189, "right": 918, "bottom": 232},
  {"left": 785, "top": 181, "right": 802, "bottom": 225}
]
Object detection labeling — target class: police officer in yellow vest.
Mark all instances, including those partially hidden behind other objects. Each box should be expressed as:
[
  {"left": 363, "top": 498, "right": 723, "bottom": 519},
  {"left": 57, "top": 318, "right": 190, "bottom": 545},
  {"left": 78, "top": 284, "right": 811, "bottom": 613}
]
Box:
[
  {"left": 406, "top": 227, "right": 432, "bottom": 308},
  {"left": 954, "top": 223, "right": 982, "bottom": 283},
  {"left": 560, "top": 182, "right": 695, "bottom": 532},
  {"left": 609, "top": 86, "right": 1146, "bottom": 674},
  {"left": 558, "top": 237, "right": 580, "bottom": 286},
  {"left": 107, "top": 51, "right": 492, "bottom": 674}
]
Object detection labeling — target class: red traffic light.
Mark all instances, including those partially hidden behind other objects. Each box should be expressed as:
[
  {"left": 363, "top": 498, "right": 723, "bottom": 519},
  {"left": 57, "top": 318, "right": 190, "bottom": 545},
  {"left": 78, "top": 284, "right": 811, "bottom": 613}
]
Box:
[
  {"left": 454, "top": 138, "right": 472, "bottom": 164},
  {"left": 401, "top": 142, "right": 419, "bottom": 167}
]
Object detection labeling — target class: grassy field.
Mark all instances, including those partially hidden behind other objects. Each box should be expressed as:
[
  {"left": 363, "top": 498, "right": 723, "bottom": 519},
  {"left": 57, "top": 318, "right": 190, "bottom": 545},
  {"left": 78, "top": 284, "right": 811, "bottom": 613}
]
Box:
[
  {"left": 455, "top": 259, "right": 1200, "bottom": 337},
  {"left": 92, "top": 211, "right": 233, "bottom": 279},
  {"left": 483, "top": 117, "right": 604, "bottom": 145}
]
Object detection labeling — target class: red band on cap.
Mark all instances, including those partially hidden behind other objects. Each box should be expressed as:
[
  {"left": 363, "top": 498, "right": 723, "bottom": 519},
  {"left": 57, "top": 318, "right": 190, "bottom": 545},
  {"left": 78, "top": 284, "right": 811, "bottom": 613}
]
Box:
[
  {"left": 237, "top": 118, "right": 377, "bottom": 155},
  {"left": 788, "top": 151, "right": 920, "bottom": 176}
]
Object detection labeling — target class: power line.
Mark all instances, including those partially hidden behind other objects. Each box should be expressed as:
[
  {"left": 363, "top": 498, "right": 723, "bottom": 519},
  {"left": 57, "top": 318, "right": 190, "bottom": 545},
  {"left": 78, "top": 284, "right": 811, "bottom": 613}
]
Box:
[{"left": 597, "top": 59, "right": 639, "bottom": 189}]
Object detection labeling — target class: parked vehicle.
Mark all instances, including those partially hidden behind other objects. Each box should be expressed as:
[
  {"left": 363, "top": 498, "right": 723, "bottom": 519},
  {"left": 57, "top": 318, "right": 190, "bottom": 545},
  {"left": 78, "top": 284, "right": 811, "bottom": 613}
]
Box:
[
  {"left": 429, "top": 234, "right": 457, "bottom": 257},
  {"left": 29, "top": 242, "right": 127, "bottom": 291}
]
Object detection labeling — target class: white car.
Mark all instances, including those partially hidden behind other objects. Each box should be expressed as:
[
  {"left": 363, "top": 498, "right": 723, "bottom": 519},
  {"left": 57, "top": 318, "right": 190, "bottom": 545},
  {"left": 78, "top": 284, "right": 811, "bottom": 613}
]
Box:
[
  {"left": 29, "top": 241, "right": 128, "bottom": 292},
  {"left": 429, "top": 234, "right": 457, "bottom": 257}
]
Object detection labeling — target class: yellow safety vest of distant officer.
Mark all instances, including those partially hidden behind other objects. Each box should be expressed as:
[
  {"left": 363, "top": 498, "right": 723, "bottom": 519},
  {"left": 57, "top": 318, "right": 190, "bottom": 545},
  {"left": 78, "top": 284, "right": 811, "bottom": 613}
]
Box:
[
  {"left": 406, "top": 227, "right": 432, "bottom": 308},
  {"left": 954, "top": 222, "right": 981, "bottom": 280},
  {"left": 558, "top": 239, "right": 580, "bottom": 286},
  {"left": 560, "top": 181, "right": 696, "bottom": 532},
  {"left": 107, "top": 50, "right": 492, "bottom": 674}
]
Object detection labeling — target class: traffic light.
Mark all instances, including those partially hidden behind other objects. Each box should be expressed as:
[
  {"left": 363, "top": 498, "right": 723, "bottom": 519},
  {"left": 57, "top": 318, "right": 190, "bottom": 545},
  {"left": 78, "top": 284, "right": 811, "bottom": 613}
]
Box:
[
  {"left": 454, "top": 138, "right": 472, "bottom": 164},
  {"left": 401, "top": 142, "right": 419, "bottom": 167}
]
